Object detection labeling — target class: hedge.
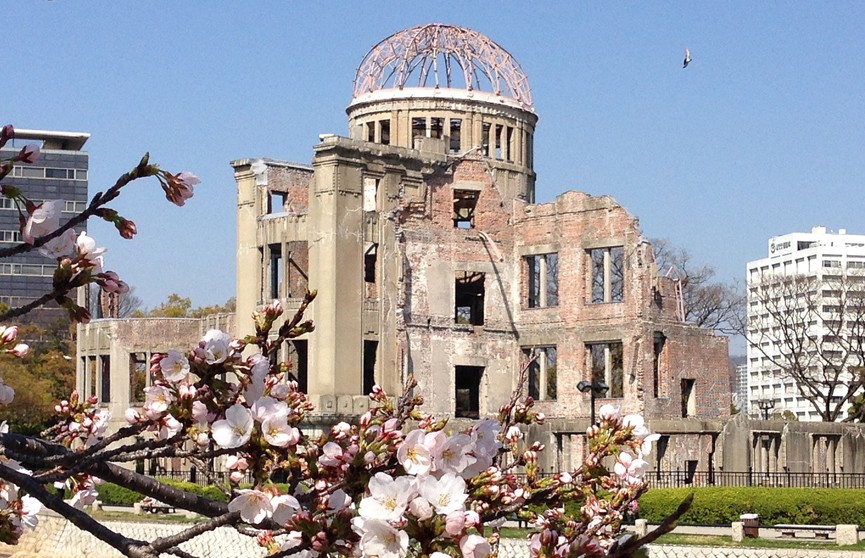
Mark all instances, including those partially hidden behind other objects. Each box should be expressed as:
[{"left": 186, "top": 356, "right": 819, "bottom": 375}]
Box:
[
  {"left": 637, "top": 487, "right": 865, "bottom": 526},
  {"left": 96, "top": 479, "right": 291, "bottom": 507}
]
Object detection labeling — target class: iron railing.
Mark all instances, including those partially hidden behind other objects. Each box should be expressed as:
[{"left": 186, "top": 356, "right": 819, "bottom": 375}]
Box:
[
  {"left": 155, "top": 467, "right": 865, "bottom": 489},
  {"left": 648, "top": 470, "right": 865, "bottom": 489}
]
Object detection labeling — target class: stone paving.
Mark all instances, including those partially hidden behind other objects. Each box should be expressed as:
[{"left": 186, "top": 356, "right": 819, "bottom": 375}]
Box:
[{"left": 3, "top": 512, "right": 865, "bottom": 558}]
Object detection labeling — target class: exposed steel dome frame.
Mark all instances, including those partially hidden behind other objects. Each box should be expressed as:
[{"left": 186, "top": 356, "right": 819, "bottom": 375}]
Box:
[{"left": 352, "top": 24, "right": 532, "bottom": 107}]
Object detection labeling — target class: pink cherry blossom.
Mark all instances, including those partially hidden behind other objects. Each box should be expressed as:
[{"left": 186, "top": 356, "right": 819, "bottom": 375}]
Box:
[{"left": 459, "top": 534, "right": 491, "bottom": 558}]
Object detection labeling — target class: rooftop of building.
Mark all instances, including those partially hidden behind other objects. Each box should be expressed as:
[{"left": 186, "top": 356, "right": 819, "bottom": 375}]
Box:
[{"left": 4, "top": 129, "right": 90, "bottom": 151}]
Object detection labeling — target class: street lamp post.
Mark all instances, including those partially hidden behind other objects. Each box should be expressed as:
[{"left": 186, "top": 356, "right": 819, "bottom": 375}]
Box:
[
  {"left": 577, "top": 380, "right": 610, "bottom": 425},
  {"left": 756, "top": 398, "right": 775, "bottom": 420}
]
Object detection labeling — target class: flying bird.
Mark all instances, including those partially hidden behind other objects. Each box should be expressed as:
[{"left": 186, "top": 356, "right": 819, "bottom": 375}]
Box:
[{"left": 683, "top": 48, "right": 692, "bottom": 69}]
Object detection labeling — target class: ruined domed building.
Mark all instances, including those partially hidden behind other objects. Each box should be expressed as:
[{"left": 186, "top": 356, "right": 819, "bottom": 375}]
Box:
[{"left": 230, "top": 24, "right": 731, "bottom": 476}]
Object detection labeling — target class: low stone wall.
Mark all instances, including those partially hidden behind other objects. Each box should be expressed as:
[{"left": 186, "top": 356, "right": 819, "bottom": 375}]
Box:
[{"left": 3, "top": 513, "right": 865, "bottom": 558}]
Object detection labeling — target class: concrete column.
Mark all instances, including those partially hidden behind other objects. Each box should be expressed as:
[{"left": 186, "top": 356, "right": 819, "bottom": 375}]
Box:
[
  {"left": 539, "top": 255, "right": 547, "bottom": 307},
  {"left": 374, "top": 120, "right": 381, "bottom": 144},
  {"left": 634, "top": 519, "right": 648, "bottom": 538}
]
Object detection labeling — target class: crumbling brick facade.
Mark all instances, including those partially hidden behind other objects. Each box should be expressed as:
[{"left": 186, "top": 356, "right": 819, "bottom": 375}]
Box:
[{"left": 230, "top": 24, "right": 731, "bottom": 475}]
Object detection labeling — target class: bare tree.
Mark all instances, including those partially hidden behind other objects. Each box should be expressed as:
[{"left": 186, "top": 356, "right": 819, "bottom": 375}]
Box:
[
  {"left": 651, "top": 238, "right": 744, "bottom": 334},
  {"left": 746, "top": 272, "right": 865, "bottom": 422},
  {"left": 118, "top": 287, "right": 143, "bottom": 318}
]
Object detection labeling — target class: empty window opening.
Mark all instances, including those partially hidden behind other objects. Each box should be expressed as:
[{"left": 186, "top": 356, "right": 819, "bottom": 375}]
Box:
[
  {"left": 653, "top": 332, "right": 666, "bottom": 398},
  {"left": 363, "top": 177, "right": 378, "bottom": 212},
  {"left": 129, "top": 352, "right": 148, "bottom": 403},
  {"left": 412, "top": 117, "right": 426, "bottom": 147},
  {"left": 587, "top": 341, "right": 624, "bottom": 398},
  {"left": 494, "top": 124, "right": 504, "bottom": 160},
  {"left": 455, "top": 365, "right": 483, "bottom": 418},
  {"left": 430, "top": 117, "right": 444, "bottom": 139},
  {"left": 100, "top": 355, "right": 111, "bottom": 403},
  {"left": 364, "top": 244, "right": 378, "bottom": 299},
  {"left": 449, "top": 118, "right": 462, "bottom": 153},
  {"left": 654, "top": 435, "right": 670, "bottom": 479},
  {"left": 286, "top": 241, "right": 308, "bottom": 298},
  {"left": 363, "top": 340, "right": 378, "bottom": 396},
  {"left": 481, "top": 122, "right": 491, "bottom": 157},
  {"left": 455, "top": 271, "right": 485, "bottom": 326},
  {"left": 506, "top": 126, "right": 515, "bottom": 162},
  {"left": 380, "top": 119, "right": 391, "bottom": 145},
  {"left": 366, "top": 121, "right": 375, "bottom": 143},
  {"left": 684, "top": 460, "right": 698, "bottom": 484},
  {"left": 524, "top": 346, "right": 557, "bottom": 401},
  {"left": 267, "top": 191, "right": 287, "bottom": 214},
  {"left": 269, "top": 244, "right": 283, "bottom": 300},
  {"left": 453, "top": 189, "right": 479, "bottom": 229},
  {"left": 681, "top": 378, "right": 696, "bottom": 417},
  {"left": 589, "top": 246, "right": 625, "bottom": 303},
  {"left": 287, "top": 340, "right": 308, "bottom": 393},
  {"left": 87, "top": 356, "right": 97, "bottom": 399},
  {"left": 526, "top": 253, "right": 559, "bottom": 308}
]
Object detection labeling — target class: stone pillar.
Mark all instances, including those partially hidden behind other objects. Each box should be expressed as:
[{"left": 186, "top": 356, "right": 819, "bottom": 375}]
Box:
[
  {"left": 731, "top": 521, "right": 744, "bottom": 542},
  {"left": 634, "top": 519, "right": 648, "bottom": 538},
  {"left": 837, "top": 524, "right": 859, "bottom": 546}
]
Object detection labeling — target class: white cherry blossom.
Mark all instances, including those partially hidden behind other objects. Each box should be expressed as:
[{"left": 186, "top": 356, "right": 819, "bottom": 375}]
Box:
[
  {"left": 160, "top": 350, "right": 190, "bottom": 383},
  {"left": 228, "top": 489, "right": 273, "bottom": 524},
  {"left": 211, "top": 404, "right": 253, "bottom": 448},
  {"left": 418, "top": 473, "right": 467, "bottom": 515},
  {"left": 357, "top": 518, "right": 409, "bottom": 558},
  {"left": 201, "top": 329, "right": 232, "bottom": 364},
  {"left": 358, "top": 472, "right": 413, "bottom": 522}
]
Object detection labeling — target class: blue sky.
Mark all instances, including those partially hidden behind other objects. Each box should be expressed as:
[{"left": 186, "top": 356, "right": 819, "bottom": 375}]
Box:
[{"left": 6, "top": 3, "right": 865, "bottom": 337}]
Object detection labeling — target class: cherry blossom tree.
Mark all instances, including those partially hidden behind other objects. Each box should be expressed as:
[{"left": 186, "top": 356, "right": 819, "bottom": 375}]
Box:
[{"left": 0, "top": 124, "right": 690, "bottom": 557}]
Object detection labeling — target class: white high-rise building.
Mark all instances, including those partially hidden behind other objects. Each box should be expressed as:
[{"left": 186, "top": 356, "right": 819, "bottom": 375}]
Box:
[{"left": 746, "top": 226, "right": 865, "bottom": 422}]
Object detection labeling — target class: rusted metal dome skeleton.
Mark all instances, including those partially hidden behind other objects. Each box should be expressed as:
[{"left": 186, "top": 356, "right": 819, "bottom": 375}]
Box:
[{"left": 352, "top": 23, "right": 533, "bottom": 107}]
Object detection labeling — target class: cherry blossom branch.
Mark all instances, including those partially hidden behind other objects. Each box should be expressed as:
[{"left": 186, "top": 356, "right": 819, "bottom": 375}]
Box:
[{"left": 0, "top": 461, "right": 153, "bottom": 557}]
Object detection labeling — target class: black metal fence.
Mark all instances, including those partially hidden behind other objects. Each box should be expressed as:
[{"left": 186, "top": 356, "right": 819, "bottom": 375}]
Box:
[
  {"left": 155, "top": 467, "right": 865, "bottom": 489},
  {"left": 648, "top": 470, "right": 865, "bottom": 489}
]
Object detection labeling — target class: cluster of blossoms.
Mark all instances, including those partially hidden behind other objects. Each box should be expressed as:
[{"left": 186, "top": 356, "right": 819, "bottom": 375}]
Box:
[
  {"left": 0, "top": 341, "right": 41, "bottom": 545},
  {"left": 7, "top": 294, "right": 670, "bottom": 558},
  {"left": 0, "top": 123, "right": 199, "bottom": 324},
  {"left": 0, "top": 127, "right": 677, "bottom": 556}
]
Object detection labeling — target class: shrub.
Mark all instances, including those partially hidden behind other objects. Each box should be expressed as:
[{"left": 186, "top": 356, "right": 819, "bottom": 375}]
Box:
[{"left": 637, "top": 487, "right": 865, "bottom": 526}]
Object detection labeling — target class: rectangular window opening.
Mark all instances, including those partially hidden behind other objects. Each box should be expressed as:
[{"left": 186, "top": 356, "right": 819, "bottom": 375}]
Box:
[
  {"left": 455, "top": 366, "right": 483, "bottom": 418},
  {"left": 525, "top": 253, "right": 559, "bottom": 308},
  {"left": 269, "top": 244, "right": 283, "bottom": 300},
  {"left": 129, "top": 352, "right": 148, "bottom": 403},
  {"left": 455, "top": 271, "right": 485, "bottom": 326},
  {"left": 523, "top": 346, "right": 557, "bottom": 401},
  {"left": 268, "top": 191, "right": 287, "bottom": 214},
  {"left": 453, "top": 189, "right": 479, "bottom": 229},
  {"left": 430, "top": 117, "right": 444, "bottom": 139},
  {"left": 364, "top": 244, "right": 378, "bottom": 299},
  {"left": 449, "top": 118, "right": 462, "bottom": 153},
  {"left": 681, "top": 378, "right": 696, "bottom": 417},
  {"left": 587, "top": 341, "right": 624, "bottom": 398},
  {"left": 366, "top": 121, "right": 375, "bottom": 143},
  {"left": 481, "top": 122, "right": 491, "bottom": 157},
  {"left": 380, "top": 119, "right": 391, "bottom": 145},
  {"left": 363, "top": 177, "right": 378, "bottom": 212},
  {"left": 653, "top": 332, "right": 666, "bottom": 398},
  {"left": 88, "top": 356, "right": 97, "bottom": 399},
  {"left": 589, "top": 246, "right": 625, "bottom": 303},
  {"left": 288, "top": 340, "right": 308, "bottom": 393},
  {"left": 100, "top": 355, "right": 111, "bottom": 403},
  {"left": 412, "top": 117, "right": 426, "bottom": 147},
  {"left": 363, "top": 340, "right": 378, "bottom": 396},
  {"left": 494, "top": 124, "right": 504, "bottom": 160},
  {"left": 286, "top": 241, "right": 309, "bottom": 298}
]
